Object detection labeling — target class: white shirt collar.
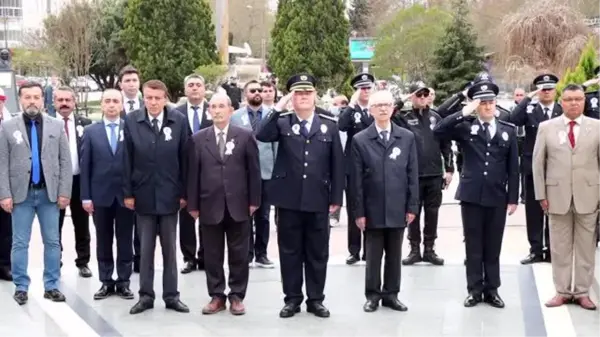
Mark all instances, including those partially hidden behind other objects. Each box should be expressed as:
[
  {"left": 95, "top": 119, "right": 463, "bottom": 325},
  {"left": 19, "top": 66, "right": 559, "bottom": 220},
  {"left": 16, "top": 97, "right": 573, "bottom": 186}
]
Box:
[
  {"left": 296, "top": 111, "right": 315, "bottom": 125},
  {"left": 147, "top": 111, "right": 164, "bottom": 124},
  {"left": 540, "top": 102, "right": 554, "bottom": 111},
  {"left": 214, "top": 124, "right": 229, "bottom": 136},
  {"left": 103, "top": 118, "right": 119, "bottom": 126},
  {"left": 375, "top": 123, "right": 391, "bottom": 135},
  {"left": 188, "top": 100, "right": 205, "bottom": 110},
  {"left": 563, "top": 114, "right": 583, "bottom": 125}
]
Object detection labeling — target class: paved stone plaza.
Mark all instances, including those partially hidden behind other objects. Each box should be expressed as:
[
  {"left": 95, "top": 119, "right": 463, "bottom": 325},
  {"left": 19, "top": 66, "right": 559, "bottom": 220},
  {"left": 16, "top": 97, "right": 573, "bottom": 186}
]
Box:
[{"left": 0, "top": 181, "right": 598, "bottom": 336}]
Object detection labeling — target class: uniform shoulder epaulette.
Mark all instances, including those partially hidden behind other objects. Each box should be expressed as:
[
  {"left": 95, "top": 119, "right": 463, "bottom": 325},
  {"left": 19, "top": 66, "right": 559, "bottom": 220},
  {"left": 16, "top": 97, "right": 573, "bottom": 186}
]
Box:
[
  {"left": 498, "top": 119, "right": 516, "bottom": 128},
  {"left": 318, "top": 113, "right": 337, "bottom": 122},
  {"left": 279, "top": 111, "right": 293, "bottom": 117}
]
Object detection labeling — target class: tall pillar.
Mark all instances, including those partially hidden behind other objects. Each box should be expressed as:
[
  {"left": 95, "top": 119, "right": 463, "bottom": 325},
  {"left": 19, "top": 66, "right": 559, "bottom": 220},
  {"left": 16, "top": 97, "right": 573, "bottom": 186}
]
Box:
[{"left": 215, "top": 0, "right": 229, "bottom": 65}]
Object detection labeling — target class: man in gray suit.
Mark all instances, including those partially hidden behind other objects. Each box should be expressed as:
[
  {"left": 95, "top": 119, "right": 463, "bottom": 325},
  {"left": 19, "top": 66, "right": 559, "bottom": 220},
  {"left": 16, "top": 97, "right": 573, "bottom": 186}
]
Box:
[
  {"left": 231, "top": 80, "right": 276, "bottom": 268},
  {"left": 0, "top": 82, "right": 73, "bottom": 305}
]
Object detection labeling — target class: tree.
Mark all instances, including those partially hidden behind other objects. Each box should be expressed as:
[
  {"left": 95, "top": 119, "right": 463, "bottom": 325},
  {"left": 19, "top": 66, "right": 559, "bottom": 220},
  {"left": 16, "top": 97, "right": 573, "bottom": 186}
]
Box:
[
  {"left": 89, "top": 0, "right": 129, "bottom": 90},
  {"left": 348, "top": 0, "right": 370, "bottom": 36},
  {"left": 556, "top": 39, "right": 599, "bottom": 99},
  {"left": 430, "top": 0, "right": 485, "bottom": 103},
  {"left": 123, "top": 0, "right": 219, "bottom": 99},
  {"left": 195, "top": 64, "right": 229, "bottom": 91},
  {"left": 269, "top": 0, "right": 354, "bottom": 94},
  {"left": 498, "top": 0, "right": 591, "bottom": 76},
  {"left": 372, "top": 5, "right": 450, "bottom": 80}
]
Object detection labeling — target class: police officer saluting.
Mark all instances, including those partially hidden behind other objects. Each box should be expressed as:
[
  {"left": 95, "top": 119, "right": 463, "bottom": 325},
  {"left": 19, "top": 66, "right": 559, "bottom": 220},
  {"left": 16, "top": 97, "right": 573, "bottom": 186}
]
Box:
[
  {"left": 392, "top": 82, "right": 453, "bottom": 266},
  {"left": 256, "top": 74, "right": 344, "bottom": 318},
  {"left": 433, "top": 81, "right": 519, "bottom": 308},
  {"left": 338, "top": 73, "right": 374, "bottom": 264},
  {"left": 510, "top": 74, "right": 562, "bottom": 264},
  {"left": 582, "top": 66, "right": 599, "bottom": 120}
]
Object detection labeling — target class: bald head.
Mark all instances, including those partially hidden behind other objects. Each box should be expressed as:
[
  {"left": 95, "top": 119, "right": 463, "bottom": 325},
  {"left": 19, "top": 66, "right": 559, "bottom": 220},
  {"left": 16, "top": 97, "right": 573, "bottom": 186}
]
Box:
[{"left": 101, "top": 88, "right": 124, "bottom": 120}]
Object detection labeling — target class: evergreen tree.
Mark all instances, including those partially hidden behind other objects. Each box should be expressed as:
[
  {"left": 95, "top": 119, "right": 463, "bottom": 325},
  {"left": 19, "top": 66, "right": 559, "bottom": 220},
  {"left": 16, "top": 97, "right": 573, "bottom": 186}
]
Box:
[
  {"left": 348, "top": 0, "right": 370, "bottom": 36},
  {"left": 269, "top": 0, "right": 354, "bottom": 94},
  {"left": 430, "top": 0, "right": 484, "bottom": 103},
  {"left": 123, "top": 0, "right": 218, "bottom": 99},
  {"left": 556, "top": 39, "right": 599, "bottom": 100}
]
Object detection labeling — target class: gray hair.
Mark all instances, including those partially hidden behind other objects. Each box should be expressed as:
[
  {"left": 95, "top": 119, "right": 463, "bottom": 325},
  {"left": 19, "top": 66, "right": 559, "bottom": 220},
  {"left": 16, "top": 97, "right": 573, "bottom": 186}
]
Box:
[
  {"left": 209, "top": 92, "right": 232, "bottom": 106},
  {"left": 101, "top": 88, "right": 122, "bottom": 102},
  {"left": 184, "top": 74, "right": 205, "bottom": 86},
  {"left": 368, "top": 90, "right": 395, "bottom": 108},
  {"left": 54, "top": 86, "right": 77, "bottom": 100}
]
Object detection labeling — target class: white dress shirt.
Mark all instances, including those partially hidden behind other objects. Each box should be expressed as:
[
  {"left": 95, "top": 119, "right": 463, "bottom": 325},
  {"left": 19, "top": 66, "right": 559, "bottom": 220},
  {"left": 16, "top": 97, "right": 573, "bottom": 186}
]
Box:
[
  {"left": 104, "top": 118, "right": 120, "bottom": 143},
  {"left": 478, "top": 118, "right": 497, "bottom": 139},
  {"left": 539, "top": 102, "right": 555, "bottom": 119},
  {"left": 563, "top": 115, "right": 582, "bottom": 142},
  {"left": 62, "top": 113, "right": 80, "bottom": 175},
  {"left": 147, "top": 111, "right": 164, "bottom": 129},
  {"left": 214, "top": 124, "right": 229, "bottom": 144},
  {"left": 123, "top": 93, "right": 141, "bottom": 113},
  {"left": 375, "top": 123, "right": 391, "bottom": 141}
]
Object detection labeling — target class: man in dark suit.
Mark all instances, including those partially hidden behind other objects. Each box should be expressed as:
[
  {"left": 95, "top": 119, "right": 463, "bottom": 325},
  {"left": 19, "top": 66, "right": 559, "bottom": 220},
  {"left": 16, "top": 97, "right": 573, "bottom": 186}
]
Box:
[
  {"left": 187, "top": 92, "right": 261, "bottom": 315},
  {"left": 80, "top": 89, "right": 135, "bottom": 301},
  {"left": 351, "top": 90, "right": 419, "bottom": 313},
  {"left": 123, "top": 80, "right": 190, "bottom": 315},
  {"left": 256, "top": 74, "right": 344, "bottom": 318},
  {"left": 510, "top": 74, "right": 562, "bottom": 264},
  {"left": 175, "top": 74, "right": 213, "bottom": 274},
  {"left": 434, "top": 81, "right": 519, "bottom": 308},
  {"left": 338, "top": 73, "right": 375, "bottom": 264},
  {"left": 54, "top": 86, "right": 93, "bottom": 278}
]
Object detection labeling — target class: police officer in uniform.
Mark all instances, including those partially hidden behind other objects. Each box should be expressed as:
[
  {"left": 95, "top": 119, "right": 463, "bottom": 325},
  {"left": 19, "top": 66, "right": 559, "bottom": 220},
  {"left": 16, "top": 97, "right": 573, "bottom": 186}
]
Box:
[
  {"left": 510, "top": 74, "right": 562, "bottom": 264},
  {"left": 391, "top": 82, "right": 453, "bottom": 266},
  {"left": 582, "top": 65, "right": 599, "bottom": 120},
  {"left": 338, "top": 73, "right": 375, "bottom": 264},
  {"left": 433, "top": 81, "right": 519, "bottom": 308},
  {"left": 256, "top": 74, "right": 344, "bottom": 318}
]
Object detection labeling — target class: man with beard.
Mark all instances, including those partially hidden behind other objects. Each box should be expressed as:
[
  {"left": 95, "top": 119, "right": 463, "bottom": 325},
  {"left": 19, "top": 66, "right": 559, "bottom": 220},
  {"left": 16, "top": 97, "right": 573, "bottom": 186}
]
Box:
[
  {"left": 338, "top": 73, "right": 375, "bottom": 265},
  {"left": 0, "top": 81, "right": 72, "bottom": 305},
  {"left": 231, "top": 80, "right": 276, "bottom": 268},
  {"left": 175, "top": 74, "right": 213, "bottom": 274},
  {"left": 54, "top": 86, "right": 93, "bottom": 277}
]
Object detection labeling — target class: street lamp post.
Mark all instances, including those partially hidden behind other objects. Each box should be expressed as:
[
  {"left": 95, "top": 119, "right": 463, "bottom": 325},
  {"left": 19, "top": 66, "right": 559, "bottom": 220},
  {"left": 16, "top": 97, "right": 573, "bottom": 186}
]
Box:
[{"left": 215, "top": 0, "right": 230, "bottom": 65}]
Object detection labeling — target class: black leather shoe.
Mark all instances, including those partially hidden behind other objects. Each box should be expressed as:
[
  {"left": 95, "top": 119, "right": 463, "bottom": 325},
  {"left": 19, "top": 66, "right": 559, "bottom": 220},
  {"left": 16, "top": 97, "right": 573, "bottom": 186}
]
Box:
[
  {"left": 484, "top": 292, "right": 505, "bottom": 308},
  {"left": 116, "top": 286, "right": 135, "bottom": 300},
  {"left": 0, "top": 267, "right": 12, "bottom": 281},
  {"left": 130, "top": 299, "right": 154, "bottom": 315},
  {"left": 520, "top": 253, "right": 543, "bottom": 265},
  {"left": 180, "top": 261, "right": 196, "bottom": 274},
  {"left": 346, "top": 255, "right": 359, "bottom": 265},
  {"left": 13, "top": 291, "right": 28, "bottom": 305},
  {"left": 93, "top": 285, "right": 115, "bottom": 300},
  {"left": 464, "top": 293, "right": 482, "bottom": 307},
  {"left": 402, "top": 245, "right": 422, "bottom": 265},
  {"left": 363, "top": 299, "right": 379, "bottom": 312},
  {"left": 44, "top": 289, "right": 66, "bottom": 302},
  {"left": 279, "top": 303, "right": 301, "bottom": 318},
  {"left": 422, "top": 249, "right": 444, "bottom": 266},
  {"left": 78, "top": 265, "right": 93, "bottom": 278},
  {"left": 165, "top": 300, "right": 190, "bottom": 313},
  {"left": 382, "top": 298, "right": 408, "bottom": 311},
  {"left": 306, "top": 303, "right": 330, "bottom": 318}
]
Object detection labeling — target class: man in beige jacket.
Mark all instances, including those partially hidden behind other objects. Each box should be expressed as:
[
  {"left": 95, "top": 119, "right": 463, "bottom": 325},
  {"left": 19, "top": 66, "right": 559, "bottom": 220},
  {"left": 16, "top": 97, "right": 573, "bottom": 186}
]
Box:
[{"left": 533, "top": 84, "right": 600, "bottom": 311}]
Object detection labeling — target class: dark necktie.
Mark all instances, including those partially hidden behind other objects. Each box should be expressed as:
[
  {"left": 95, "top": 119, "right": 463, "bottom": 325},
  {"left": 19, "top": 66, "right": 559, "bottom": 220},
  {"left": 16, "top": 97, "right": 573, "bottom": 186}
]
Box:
[
  {"left": 31, "top": 120, "right": 40, "bottom": 184},
  {"left": 217, "top": 131, "right": 225, "bottom": 160},
  {"left": 482, "top": 122, "right": 492, "bottom": 142},
  {"left": 192, "top": 106, "right": 201, "bottom": 133},
  {"left": 151, "top": 118, "right": 160, "bottom": 135},
  {"left": 299, "top": 120, "right": 309, "bottom": 138},
  {"left": 380, "top": 130, "right": 388, "bottom": 143},
  {"left": 250, "top": 110, "right": 262, "bottom": 131},
  {"left": 128, "top": 100, "right": 135, "bottom": 112},
  {"left": 543, "top": 107, "right": 550, "bottom": 120}
]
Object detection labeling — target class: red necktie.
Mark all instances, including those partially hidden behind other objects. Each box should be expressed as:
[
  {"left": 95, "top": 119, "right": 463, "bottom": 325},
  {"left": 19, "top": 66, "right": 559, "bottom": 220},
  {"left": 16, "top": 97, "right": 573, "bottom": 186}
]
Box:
[
  {"left": 568, "top": 120, "right": 576, "bottom": 148},
  {"left": 63, "top": 117, "right": 69, "bottom": 140}
]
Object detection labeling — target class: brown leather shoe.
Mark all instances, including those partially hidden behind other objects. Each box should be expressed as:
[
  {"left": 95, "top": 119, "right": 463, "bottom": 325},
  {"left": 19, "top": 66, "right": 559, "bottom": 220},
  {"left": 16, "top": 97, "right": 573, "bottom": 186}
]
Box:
[
  {"left": 576, "top": 296, "right": 597, "bottom": 310},
  {"left": 229, "top": 299, "right": 246, "bottom": 315},
  {"left": 545, "top": 295, "right": 571, "bottom": 307},
  {"left": 202, "top": 297, "right": 226, "bottom": 315}
]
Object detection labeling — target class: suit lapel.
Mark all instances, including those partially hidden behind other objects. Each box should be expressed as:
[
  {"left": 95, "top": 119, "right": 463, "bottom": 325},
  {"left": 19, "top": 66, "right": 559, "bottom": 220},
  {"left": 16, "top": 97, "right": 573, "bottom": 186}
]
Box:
[
  {"left": 307, "top": 114, "right": 321, "bottom": 139},
  {"left": 41, "top": 116, "right": 50, "bottom": 153},
  {"left": 17, "top": 117, "right": 30, "bottom": 149},
  {"left": 204, "top": 127, "right": 222, "bottom": 163}
]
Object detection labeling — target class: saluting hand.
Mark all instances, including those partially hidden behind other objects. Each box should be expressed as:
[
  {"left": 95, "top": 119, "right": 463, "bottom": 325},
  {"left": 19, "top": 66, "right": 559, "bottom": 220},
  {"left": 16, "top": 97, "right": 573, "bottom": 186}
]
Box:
[
  {"left": 462, "top": 99, "right": 480, "bottom": 117},
  {"left": 527, "top": 88, "right": 541, "bottom": 99},
  {"left": 275, "top": 93, "right": 292, "bottom": 111},
  {"left": 507, "top": 204, "right": 518, "bottom": 215},
  {"left": 355, "top": 217, "right": 366, "bottom": 231},
  {"left": 583, "top": 78, "right": 600, "bottom": 87}
]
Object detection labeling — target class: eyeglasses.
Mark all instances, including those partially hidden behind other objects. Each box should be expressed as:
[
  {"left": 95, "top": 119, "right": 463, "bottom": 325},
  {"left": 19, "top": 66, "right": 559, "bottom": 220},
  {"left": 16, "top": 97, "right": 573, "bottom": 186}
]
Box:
[
  {"left": 249, "top": 88, "right": 263, "bottom": 94},
  {"left": 370, "top": 103, "right": 393, "bottom": 109},
  {"left": 416, "top": 92, "right": 429, "bottom": 98}
]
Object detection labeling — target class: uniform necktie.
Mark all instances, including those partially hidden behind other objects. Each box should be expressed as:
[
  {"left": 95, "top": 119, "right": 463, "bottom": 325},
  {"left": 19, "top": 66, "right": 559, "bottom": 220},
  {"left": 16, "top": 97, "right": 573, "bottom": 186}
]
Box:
[
  {"left": 109, "top": 123, "right": 118, "bottom": 154},
  {"left": 128, "top": 100, "right": 135, "bottom": 112},
  {"left": 192, "top": 106, "right": 200, "bottom": 133},
  {"left": 217, "top": 131, "right": 225, "bottom": 160},
  {"left": 543, "top": 107, "right": 550, "bottom": 120},
  {"left": 151, "top": 118, "right": 159, "bottom": 135},
  {"left": 380, "top": 130, "right": 388, "bottom": 143},
  {"left": 31, "top": 120, "right": 40, "bottom": 184},
  {"left": 568, "top": 120, "right": 576, "bottom": 148},
  {"left": 483, "top": 122, "right": 492, "bottom": 142},
  {"left": 63, "top": 117, "right": 69, "bottom": 140},
  {"left": 299, "top": 120, "right": 309, "bottom": 138}
]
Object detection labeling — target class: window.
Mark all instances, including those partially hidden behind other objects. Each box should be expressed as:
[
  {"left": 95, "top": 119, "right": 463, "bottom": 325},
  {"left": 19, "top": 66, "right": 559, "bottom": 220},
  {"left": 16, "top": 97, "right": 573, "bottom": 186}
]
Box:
[
  {"left": 0, "top": 30, "right": 22, "bottom": 42},
  {"left": 0, "top": 0, "right": 22, "bottom": 8}
]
